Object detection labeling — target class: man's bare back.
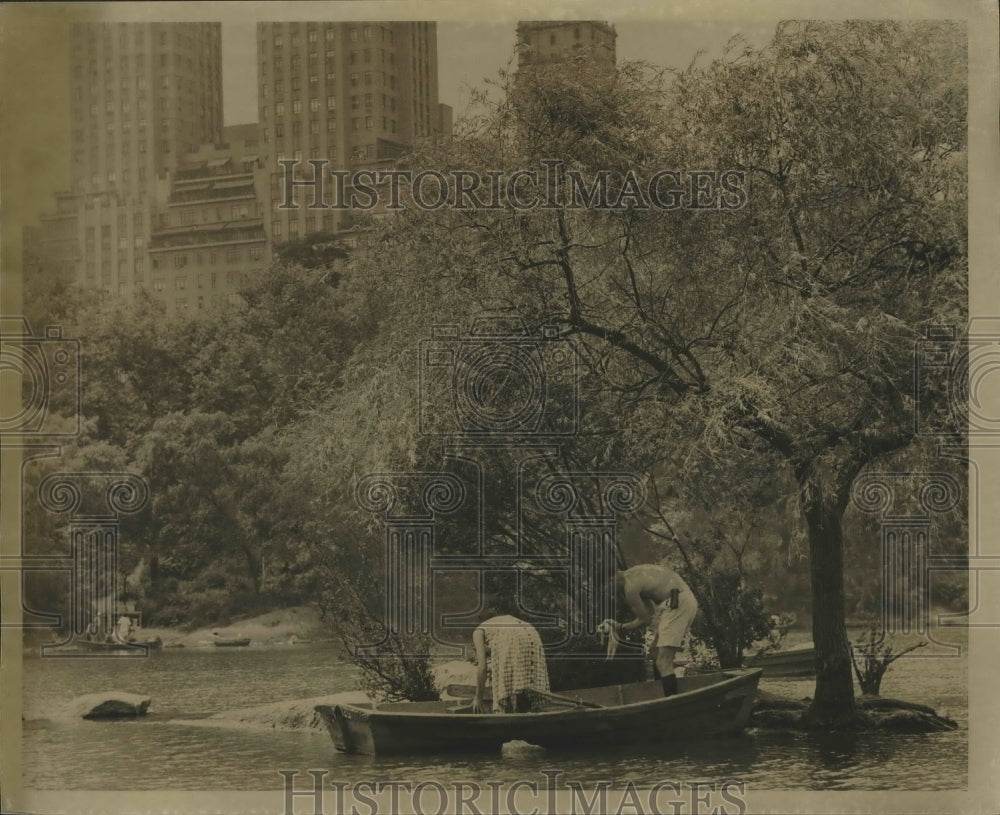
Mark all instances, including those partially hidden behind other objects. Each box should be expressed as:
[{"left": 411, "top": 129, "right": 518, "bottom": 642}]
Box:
[
  {"left": 613, "top": 563, "right": 698, "bottom": 696},
  {"left": 619, "top": 563, "right": 687, "bottom": 607}
]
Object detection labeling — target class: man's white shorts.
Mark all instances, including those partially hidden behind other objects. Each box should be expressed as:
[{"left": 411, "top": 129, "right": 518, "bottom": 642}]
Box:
[{"left": 652, "top": 591, "right": 698, "bottom": 649}]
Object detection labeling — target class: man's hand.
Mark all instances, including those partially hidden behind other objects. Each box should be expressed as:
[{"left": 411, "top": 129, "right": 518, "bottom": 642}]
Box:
[{"left": 472, "top": 693, "right": 487, "bottom": 714}]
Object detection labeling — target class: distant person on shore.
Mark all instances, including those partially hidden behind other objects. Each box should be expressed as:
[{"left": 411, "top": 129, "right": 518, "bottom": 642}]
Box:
[
  {"left": 116, "top": 614, "right": 133, "bottom": 642},
  {"left": 472, "top": 612, "right": 550, "bottom": 714},
  {"left": 610, "top": 563, "right": 698, "bottom": 697},
  {"left": 85, "top": 618, "right": 101, "bottom": 642}
]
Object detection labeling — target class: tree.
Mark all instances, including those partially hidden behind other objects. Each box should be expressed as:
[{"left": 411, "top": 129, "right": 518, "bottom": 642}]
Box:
[{"left": 334, "top": 21, "right": 965, "bottom": 727}]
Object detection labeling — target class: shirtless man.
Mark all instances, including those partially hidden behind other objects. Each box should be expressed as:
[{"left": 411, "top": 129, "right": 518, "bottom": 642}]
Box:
[{"left": 613, "top": 563, "right": 698, "bottom": 697}]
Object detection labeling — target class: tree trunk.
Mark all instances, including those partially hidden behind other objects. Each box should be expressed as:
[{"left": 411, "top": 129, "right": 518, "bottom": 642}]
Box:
[
  {"left": 800, "top": 481, "right": 857, "bottom": 727},
  {"left": 242, "top": 545, "right": 262, "bottom": 594}
]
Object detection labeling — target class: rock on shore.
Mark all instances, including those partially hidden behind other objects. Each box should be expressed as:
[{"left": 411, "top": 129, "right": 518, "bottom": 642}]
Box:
[
  {"left": 143, "top": 606, "right": 331, "bottom": 648},
  {"left": 171, "top": 691, "right": 371, "bottom": 733},
  {"left": 68, "top": 692, "right": 151, "bottom": 719}
]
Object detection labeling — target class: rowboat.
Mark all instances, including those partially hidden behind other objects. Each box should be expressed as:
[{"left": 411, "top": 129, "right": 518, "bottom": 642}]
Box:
[
  {"left": 746, "top": 644, "right": 815, "bottom": 677},
  {"left": 65, "top": 636, "right": 162, "bottom": 652},
  {"left": 315, "top": 669, "right": 762, "bottom": 756},
  {"left": 212, "top": 637, "right": 251, "bottom": 647}
]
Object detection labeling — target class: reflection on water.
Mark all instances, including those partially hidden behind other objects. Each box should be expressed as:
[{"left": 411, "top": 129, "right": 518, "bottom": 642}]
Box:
[{"left": 20, "top": 631, "right": 967, "bottom": 791}]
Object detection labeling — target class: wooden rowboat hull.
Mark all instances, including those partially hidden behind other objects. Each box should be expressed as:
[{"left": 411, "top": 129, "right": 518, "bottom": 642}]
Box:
[
  {"left": 316, "top": 669, "right": 761, "bottom": 756},
  {"left": 213, "top": 638, "right": 252, "bottom": 647},
  {"left": 63, "top": 637, "right": 162, "bottom": 652},
  {"left": 747, "top": 647, "right": 815, "bottom": 677}
]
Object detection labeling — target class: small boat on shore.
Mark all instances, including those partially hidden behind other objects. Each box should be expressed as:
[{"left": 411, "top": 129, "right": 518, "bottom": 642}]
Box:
[
  {"left": 315, "top": 669, "right": 762, "bottom": 756},
  {"left": 746, "top": 644, "right": 815, "bottom": 677},
  {"left": 212, "top": 637, "right": 252, "bottom": 647}
]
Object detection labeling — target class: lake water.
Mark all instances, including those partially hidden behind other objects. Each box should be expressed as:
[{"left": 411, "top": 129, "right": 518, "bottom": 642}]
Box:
[{"left": 19, "top": 628, "right": 967, "bottom": 791}]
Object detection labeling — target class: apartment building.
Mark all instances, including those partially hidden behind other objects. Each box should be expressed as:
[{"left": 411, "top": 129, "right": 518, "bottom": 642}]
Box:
[
  {"left": 148, "top": 124, "right": 269, "bottom": 314},
  {"left": 257, "top": 21, "right": 450, "bottom": 242},
  {"left": 516, "top": 21, "right": 617, "bottom": 69},
  {"left": 45, "top": 22, "right": 223, "bottom": 302}
]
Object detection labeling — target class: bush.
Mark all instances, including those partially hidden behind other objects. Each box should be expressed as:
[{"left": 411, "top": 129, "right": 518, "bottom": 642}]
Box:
[{"left": 850, "top": 625, "right": 927, "bottom": 695}]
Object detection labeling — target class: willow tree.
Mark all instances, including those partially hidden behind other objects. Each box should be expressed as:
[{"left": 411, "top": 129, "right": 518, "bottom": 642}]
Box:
[{"left": 315, "top": 20, "right": 966, "bottom": 727}]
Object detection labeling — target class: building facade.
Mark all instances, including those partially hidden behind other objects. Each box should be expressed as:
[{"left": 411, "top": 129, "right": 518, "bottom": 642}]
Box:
[
  {"left": 516, "top": 21, "right": 617, "bottom": 69},
  {"left": 148, "top": 124, "right": 269, "bottom": 314},
  {"left": 256, "top": 22, "right": 449, "bottom": 242},
  {"left": 47, "top": 22, "right": 223, "bottom": 304},
  {"left": 34, "top": 21, "right": 453, "bottom": 313}
]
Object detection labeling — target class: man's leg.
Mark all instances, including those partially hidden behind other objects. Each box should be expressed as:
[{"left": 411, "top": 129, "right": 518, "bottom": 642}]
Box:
[{"left": 656, "top": 646, "right": 680, "bottom": 696}]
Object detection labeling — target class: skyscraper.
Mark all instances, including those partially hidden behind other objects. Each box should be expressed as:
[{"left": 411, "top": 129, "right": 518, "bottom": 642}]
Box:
[
  {"left": 35, "top": 21, "right": 451, "bottom": 312},
  {"left": 256, "top": 22, "right": 450, "bottom": 242},
  {"left": 516, "top": 21, "right": 617, "bottom": 69},
  {"left": 41, "top": 22, "right": 223, "bottom": 299}
]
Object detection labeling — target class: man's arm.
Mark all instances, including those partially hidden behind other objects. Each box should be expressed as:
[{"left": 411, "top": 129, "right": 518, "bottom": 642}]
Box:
[
  {"left": 472, "top": 628, "right": 488, "bottom": 713},
  {"left": 618, "top": 580, "right": 653, "bottom": 632}
]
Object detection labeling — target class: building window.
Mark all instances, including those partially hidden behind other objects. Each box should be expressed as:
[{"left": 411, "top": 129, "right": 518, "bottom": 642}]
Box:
[
  {"left": 276, "top": 102, "right": 285, "bottom": 115},
  {"left": 325, "top": 28, "right": 336, "bottom": 41},
  {"left": 250, "top": 245, "right": 263, "bottom": 260},
  {"left": 308, "top": 29, "right": 318, "bottom": 43},
  {"left": 327, "top": 118, "right": 336, "bottom": 132},
  {"left": 365, "top": 116, "right": 373, "bottom": 129},
  {"left": 226, "top": 246, "right": 241, "bottom": 262},
  {"left": 153, "top": 278, "right": 164, "bottom": 291},
  {"left": 310, "top": 98, "right": 320, "bottom": 112},
  {"left": 272, "top": 219, "right": 282, "bottom": 237},
  {"left": 174, "top": 255, "right": 187, "bottom": 268},
  {"left": 232, "top": 204, "right": 249, "bottom": 219},
  {"left": 292, "top": 100, "right": 302, "bottom": 114},
  {"left": 176, "top": 276, "right": 186, "bottom": 290},
  {"left": 327, "top": 95, "right": 336, "bottom": 110},
  {"left": 309, "top": 120, "right": 319, "bottom": 134}
]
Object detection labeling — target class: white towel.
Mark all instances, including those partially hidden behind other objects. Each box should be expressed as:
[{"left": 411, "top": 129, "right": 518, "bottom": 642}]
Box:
[{"left": 597, "top": 619, "right": 619, "bottom": 661}]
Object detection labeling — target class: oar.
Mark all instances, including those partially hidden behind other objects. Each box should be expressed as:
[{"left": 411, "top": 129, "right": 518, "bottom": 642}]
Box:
[
  {"left": 445, "top": 684, "right": 604, "bottom": 709},
  {"left": 448, "top": 685, "right": 605, "bottom": 713},
  {"left": 539, "top": 691, "right": 604, "bottom": 709}
]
